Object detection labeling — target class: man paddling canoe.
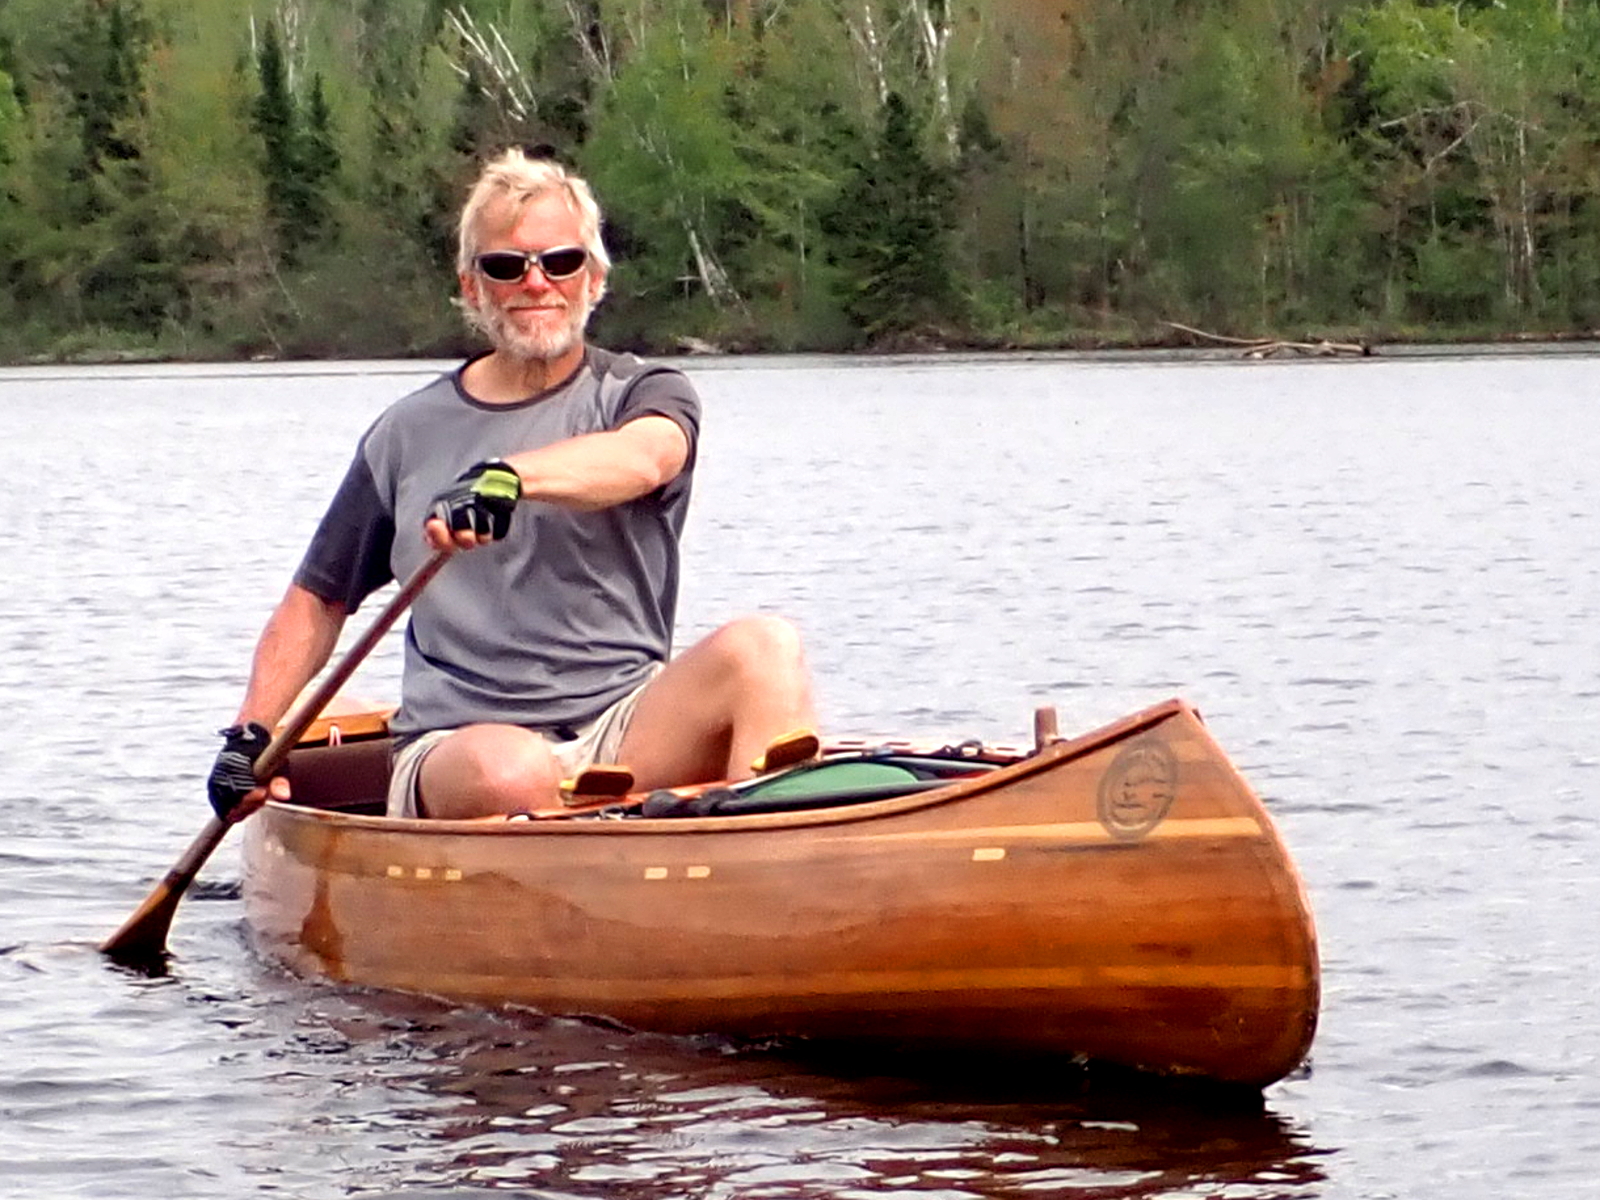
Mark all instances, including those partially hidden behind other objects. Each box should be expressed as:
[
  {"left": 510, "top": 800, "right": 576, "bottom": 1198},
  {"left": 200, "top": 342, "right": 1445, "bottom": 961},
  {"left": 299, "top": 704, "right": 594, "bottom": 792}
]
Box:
[{"left": 208, "top": 148, "right": 816, "bottom": 822}]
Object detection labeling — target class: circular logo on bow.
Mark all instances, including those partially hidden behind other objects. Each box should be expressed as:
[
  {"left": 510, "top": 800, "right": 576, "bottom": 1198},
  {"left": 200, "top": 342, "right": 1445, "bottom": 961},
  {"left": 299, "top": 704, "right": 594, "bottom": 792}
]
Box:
[{"left": 1097, "top": 739, "right": 1179, "bottom": 841}]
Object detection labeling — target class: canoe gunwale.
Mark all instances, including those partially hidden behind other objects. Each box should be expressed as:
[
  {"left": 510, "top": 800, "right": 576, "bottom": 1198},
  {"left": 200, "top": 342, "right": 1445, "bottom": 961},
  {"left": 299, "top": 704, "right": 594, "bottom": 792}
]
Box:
[{"left": 263, "top": 696, "right": 1194, "bottom": 837}]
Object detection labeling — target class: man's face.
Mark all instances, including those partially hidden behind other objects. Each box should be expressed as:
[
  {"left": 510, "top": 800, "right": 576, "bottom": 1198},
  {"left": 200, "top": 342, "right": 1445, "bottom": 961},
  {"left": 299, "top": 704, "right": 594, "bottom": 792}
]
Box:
[{"left": 460, "top": 191, "right": 606, "bottom": 364}]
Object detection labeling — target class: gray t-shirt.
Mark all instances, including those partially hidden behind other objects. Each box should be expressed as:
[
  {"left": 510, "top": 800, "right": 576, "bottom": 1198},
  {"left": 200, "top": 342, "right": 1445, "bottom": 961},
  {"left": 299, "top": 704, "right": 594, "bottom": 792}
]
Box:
[{"left": 295, "top": 348, "right": 700, "bottom": 742}]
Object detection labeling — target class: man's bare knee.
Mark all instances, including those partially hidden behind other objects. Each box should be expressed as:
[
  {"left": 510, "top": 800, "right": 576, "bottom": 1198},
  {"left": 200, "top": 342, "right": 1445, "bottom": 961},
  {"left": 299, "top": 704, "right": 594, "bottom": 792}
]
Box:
[
  {"left": 420, "top": 726, "right": 561, "bottom": 817},
  {"left": 713, "top": 615, "right": 806, "bottom": 678}
]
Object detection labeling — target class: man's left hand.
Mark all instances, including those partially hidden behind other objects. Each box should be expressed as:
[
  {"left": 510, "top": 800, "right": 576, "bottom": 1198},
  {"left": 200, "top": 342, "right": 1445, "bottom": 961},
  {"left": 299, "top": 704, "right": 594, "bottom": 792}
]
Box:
[{"left": 208, "top": 722, "right": 275, "bottom": 822}]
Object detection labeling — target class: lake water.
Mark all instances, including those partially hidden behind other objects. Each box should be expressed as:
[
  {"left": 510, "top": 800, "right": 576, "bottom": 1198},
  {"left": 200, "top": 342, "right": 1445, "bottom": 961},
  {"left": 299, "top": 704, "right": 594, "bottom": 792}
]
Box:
[{"left": 2, "top": 349, "right": 1597, "bottom": 1198}]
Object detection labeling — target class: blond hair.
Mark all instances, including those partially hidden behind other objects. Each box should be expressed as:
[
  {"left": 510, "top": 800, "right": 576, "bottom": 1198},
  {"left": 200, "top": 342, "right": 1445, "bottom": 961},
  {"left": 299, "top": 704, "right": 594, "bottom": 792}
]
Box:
[{"left": 456, "top": 148, "right": 611, "bottom": 299}]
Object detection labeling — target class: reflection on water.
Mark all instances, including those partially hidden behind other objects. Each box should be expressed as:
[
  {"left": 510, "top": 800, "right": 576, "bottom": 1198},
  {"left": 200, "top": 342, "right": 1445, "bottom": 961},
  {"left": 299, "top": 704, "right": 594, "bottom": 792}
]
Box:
[{"left": 241, "top": 980, "right": 1326, "bottom": 1198}]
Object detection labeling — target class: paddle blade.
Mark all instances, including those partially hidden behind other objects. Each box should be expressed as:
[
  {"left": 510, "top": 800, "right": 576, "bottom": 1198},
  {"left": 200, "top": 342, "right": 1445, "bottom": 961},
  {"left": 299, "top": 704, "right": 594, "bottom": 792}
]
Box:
[{"left": 99, "top": 817, "right": 229, "bottom": 968}]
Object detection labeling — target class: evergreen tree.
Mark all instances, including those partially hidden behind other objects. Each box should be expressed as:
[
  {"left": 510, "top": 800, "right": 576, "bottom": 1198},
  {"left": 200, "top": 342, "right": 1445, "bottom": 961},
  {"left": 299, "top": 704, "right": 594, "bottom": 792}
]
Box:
[
  {"left": 250, "top": 21, "right": 342, "bottom": 266},
  {"left": 82, "top": 148, "right": 180, "bottom": 333},
  {"left": 36, "top": 0, "right": 183, "bottom": 336},
  {"left": 356, "top": 0, "right": 457, "bottom": 274},
  {"left": 251, "top": 20, "right": 305, "bottom": 261},
  {"left": 59, "top": 0, "right": 148, "bottom": 202},
  {"left": 822, "top": 92, "right": 963, "bottom": 343},
  {"left": 301, "top": 73, "right": 340, "bottom": 242}
]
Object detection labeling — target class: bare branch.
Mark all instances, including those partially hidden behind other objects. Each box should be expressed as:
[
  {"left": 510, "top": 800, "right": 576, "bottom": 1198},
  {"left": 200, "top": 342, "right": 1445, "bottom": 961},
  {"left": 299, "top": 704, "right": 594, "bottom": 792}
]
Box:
[
  {"left": 443, "top": 7, "right": 538, "bottom": 122},
  {"left": 557, "top": 0, "right": 615, "bottom": 84}
]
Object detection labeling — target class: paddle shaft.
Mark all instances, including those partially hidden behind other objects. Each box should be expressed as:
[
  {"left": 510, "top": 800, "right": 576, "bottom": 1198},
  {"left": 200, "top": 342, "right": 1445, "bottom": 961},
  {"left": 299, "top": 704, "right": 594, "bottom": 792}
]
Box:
[{"left": 99, "top": 551, "right": 449, "bottom": 966}]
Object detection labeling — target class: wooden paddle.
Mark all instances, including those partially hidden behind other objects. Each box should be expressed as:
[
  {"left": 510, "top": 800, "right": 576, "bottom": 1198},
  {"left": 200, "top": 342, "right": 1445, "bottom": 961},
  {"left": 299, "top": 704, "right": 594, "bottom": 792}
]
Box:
[{"left": 100, "top": 550, "right": 450, "bottom": 968}]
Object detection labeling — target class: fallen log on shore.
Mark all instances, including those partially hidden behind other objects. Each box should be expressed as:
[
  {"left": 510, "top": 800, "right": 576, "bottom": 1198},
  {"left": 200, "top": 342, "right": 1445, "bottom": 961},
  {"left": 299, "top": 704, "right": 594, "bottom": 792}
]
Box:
[{"left": 1166, "top": 321, "right": 1373, "bottom": 359}]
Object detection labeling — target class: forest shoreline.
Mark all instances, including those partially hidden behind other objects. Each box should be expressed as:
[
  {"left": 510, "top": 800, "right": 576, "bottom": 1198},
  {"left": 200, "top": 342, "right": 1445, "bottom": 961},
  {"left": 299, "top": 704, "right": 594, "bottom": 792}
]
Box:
[
  {"left": 10, "top": 4, "right": 1600, "bottom": 378},
  {"left": 6, "top": 328, "right": 1598, "bottom": 373}
]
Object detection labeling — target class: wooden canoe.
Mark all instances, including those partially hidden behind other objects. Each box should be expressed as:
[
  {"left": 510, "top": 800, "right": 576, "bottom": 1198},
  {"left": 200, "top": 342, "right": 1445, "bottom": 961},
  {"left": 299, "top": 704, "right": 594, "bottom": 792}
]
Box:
[{"left": 240, "top": 697, "right": 1319, "bottom": 1088}]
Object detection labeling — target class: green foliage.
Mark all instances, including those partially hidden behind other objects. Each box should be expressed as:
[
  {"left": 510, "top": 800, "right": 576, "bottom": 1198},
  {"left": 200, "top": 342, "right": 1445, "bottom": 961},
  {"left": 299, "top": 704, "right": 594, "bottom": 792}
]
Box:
[
  {"left": 5, "top": 0, "right": 1600, "bottom": 361},
  {"left": 0, "top": 62, "right": 20, "bottom": 167},
  {"left": 582, "top": 2, "right": 754, "bottom": 305},
  {"left": 251, "top": 20, "right": 299, "bottom": 254},
  {"left": 0, "top": 0, "right": 193, "bottom": 338},
  {"left": 1134, "top": 12, "right": 1330, "bottom": 327},
  {"left": 303, "top": 76, "right": 341, "bottom": 229},
  {"left": 80, "top": 151, "right": 185, "bottom": 332},
  {"left": 821, "top": 92, "right": 964, "bottom": 343},
  {"left": 60, "top": 0, "right": 149, "bottom": 186},
  {"left": 1411, "top": 227, "right": 1498, "bottom": 324},
  {"left": 577, "top": 0, "right": 864, "bottom": 349},
  {"left": 1335, "top": 0, "right": 1600, "bottom": 326},
  {"left": 350, "top": 0, "right": 464, "bottom": 272},
  {"left": 249, "top": 20, "right": 341, "bottom": 264}
]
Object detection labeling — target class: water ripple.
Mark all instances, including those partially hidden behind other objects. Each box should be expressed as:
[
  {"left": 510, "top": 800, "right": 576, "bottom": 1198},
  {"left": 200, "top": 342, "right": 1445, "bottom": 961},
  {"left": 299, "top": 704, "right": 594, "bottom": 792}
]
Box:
[{"left": 7, "top": 355, "right": 1600, "bottom": 1196}]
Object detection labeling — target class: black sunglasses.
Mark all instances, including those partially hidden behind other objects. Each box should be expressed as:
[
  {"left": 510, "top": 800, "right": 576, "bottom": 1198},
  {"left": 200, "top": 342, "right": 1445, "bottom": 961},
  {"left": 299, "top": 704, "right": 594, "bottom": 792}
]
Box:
[{"left": 475, "top": 246, "right": 589, "bottom": 283}]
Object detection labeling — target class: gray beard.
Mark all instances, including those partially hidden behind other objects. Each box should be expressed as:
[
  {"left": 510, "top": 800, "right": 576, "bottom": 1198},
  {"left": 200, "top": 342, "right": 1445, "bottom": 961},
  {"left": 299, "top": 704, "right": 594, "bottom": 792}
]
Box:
[{"left": 476, "top": 295, "right": 592, "bottom": 363}]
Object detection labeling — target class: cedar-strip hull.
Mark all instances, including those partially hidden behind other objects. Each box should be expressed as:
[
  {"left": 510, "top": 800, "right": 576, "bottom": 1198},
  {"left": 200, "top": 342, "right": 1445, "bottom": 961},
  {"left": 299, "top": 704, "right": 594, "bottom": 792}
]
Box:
[{"left": 242, "top": 699, "right": 1318, "bottom": 1087}]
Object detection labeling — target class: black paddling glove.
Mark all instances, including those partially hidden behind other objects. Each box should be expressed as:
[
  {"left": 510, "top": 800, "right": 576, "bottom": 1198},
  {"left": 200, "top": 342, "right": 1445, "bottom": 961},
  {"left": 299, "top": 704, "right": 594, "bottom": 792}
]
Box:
[
  {"left": 428, "top": 460, "right": 521, "bottom": 539},
  {"left": 207, "top": 722, "right": 272, "bottom": 821}
]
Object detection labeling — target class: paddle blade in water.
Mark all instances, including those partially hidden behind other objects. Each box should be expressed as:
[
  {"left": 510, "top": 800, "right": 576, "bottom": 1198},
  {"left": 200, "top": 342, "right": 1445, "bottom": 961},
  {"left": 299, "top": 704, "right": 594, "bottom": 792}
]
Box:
[{"left": 99, "top": 818, "right": 229, "bottom": 968}]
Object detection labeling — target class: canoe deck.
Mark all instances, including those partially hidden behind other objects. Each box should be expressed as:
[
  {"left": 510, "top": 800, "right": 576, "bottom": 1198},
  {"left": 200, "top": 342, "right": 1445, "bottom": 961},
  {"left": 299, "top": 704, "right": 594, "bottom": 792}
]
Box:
[{"left": 242, "top": 698, "right": 1319, "bottom": 1087}]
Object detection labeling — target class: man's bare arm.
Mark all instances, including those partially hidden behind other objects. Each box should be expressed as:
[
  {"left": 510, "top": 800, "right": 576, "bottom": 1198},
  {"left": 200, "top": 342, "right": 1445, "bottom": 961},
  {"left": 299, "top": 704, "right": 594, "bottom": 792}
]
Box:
[
  {"left": 233, "top": 583, "right": 348, "bottom": 729},
  {"left": 506, "top": 415, "right": 689, "bottom": 511}
]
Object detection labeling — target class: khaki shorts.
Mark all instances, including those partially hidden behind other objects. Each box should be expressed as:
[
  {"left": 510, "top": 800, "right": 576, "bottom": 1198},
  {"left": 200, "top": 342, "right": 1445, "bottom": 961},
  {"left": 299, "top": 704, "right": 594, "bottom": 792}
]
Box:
[{"left": 386, "top": 670, "right": 660, "bottom": 819}]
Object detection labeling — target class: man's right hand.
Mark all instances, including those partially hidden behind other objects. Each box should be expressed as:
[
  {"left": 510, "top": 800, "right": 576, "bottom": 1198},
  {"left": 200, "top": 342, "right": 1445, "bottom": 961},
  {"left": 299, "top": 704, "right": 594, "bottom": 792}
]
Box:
[
  {"left": 426, "top": 460, "right": 522, "bottom": 547},
  {"left": 207, "top": 722, "right": 274, "bottom": 822}
]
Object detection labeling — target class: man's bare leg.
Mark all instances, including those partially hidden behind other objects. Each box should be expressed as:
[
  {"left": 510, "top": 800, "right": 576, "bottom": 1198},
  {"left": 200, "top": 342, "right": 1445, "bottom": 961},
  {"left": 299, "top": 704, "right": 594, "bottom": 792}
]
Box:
[{"left": 619, "top": 615, "right": 816, "bottom": 789}]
